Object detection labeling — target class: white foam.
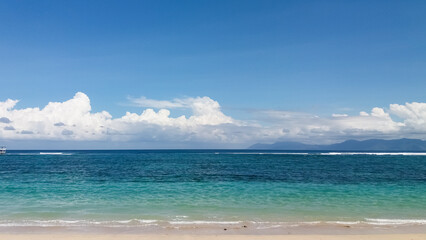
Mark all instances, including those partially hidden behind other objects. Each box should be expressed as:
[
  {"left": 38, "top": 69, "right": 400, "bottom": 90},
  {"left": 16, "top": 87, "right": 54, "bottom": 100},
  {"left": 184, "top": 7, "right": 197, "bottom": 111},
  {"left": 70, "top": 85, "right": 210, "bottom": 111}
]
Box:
[
  {"left": 223, "top": 152, "right": 309, "bottom": 155},
  {"left": 365, "top": 218, "right": 426, "bottom": 225},
  {"left": 40, "top": 152, "right": 64, "bottom": 155},
  {"left": 1, "top": 218, "right": 425, "bottom": 228},
  {"left": 256, "top": 224, "right": 282, "bottom": 229},
  {"left": 0, "top": 219, "right": 159, "bottom": 227},
  {"left": 297, "top": 221, "right": 322, "bottom": 225},
  {"left": 168, "top": 221, "right": 241, "bottom": 225},
  {"left": 326, "top": 221, "right": 361, "bottom": 225},
  {"left": 321, "top": 152, "right": 426, "bottom": 156},
  {"left": 115, "top": 219, "right": 158, "bottom": 224}
]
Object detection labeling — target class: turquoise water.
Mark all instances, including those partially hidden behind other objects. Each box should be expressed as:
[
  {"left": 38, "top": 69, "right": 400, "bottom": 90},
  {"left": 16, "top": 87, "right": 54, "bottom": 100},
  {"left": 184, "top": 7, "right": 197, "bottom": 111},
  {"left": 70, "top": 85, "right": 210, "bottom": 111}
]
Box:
[{"left": 0, "top": 150, "right": 425, "bottom": 229}]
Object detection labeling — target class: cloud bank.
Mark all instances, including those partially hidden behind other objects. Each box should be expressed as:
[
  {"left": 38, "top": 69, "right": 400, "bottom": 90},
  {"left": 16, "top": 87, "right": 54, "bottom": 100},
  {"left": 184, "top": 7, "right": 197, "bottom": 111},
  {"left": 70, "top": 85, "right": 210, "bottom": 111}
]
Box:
[{"left": 0, "top": 92, "right": 426, "bottom": 148}]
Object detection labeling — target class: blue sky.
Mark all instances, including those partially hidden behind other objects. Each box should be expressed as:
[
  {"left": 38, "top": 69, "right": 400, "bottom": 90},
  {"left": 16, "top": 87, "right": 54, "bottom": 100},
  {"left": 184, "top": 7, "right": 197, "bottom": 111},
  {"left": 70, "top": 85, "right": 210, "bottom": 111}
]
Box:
[{"left": 0, "top": 0, "right": 426, "bottom": 148}]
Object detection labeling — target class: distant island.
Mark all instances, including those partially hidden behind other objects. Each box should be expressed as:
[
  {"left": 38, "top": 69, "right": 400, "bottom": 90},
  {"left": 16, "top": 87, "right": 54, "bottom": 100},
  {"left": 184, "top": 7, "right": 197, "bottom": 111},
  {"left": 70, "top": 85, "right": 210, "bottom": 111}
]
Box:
[{"left": 249, "top": 138, "right": 426, "bottom": 151}]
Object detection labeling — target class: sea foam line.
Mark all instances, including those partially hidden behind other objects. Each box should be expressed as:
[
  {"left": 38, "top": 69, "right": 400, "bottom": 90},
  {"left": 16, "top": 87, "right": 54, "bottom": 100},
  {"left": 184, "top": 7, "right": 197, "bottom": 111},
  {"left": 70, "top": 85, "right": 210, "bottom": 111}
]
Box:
[
  {"left": 221, "top": 152, "right": 309, "bottom": 155},
  {"left": 0, "top": 219, "right": 158, "bottom": 227},
  {"left": 0, "top": 218, "right": 425, "bottom": 227},
  {"left": 321, "top": 152, "right": 426, "bottom": 156},
  {"left": 168, "top": 221, "right": 241, "bottom": 225},
  {"left": 365, "top": 218, "right": 426, "bottom": 225},
  {"left": 221, "top": 152, "right": 426, "bottom": 156}
]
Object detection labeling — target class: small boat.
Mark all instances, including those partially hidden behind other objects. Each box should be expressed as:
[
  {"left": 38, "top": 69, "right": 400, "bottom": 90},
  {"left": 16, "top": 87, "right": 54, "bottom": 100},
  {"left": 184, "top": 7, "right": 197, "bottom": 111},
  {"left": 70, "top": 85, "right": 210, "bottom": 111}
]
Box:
[{"left": 0, "top": 146, "right": 6, "bottom": 154}]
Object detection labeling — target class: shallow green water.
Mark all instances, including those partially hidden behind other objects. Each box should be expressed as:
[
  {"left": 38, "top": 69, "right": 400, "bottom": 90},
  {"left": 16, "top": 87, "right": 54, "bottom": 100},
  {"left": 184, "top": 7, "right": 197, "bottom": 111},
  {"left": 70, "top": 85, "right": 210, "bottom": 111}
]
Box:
[{"left": 0, "top": 150, "right": 425, "bottom": 227}]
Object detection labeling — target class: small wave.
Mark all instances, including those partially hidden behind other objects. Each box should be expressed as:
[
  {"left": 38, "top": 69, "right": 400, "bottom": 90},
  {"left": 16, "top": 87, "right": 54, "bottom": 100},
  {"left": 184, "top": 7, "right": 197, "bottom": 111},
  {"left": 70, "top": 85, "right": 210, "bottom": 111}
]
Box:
[
  {"left": 1, "top": 218, "right": 425, "bottom": 228},
  {"left": 325, "top": 221, "right": 361, "bottom": 225},
  {"left": 113, "top": 219, "right": 158, "bottom": 224},
  {"left": 0, "top": 219, "right": 240, "bottom": 228},
  {"left": 169, "top": 220, "right": 241, "bottom": 225},
  {"left": 40, "top": 152, "right": 64, "bottom": 155},
  {"left": 365, "top": 218, "right": 426, "bottom": 225},
  {"left": 321, "top": 152, "right": 426, "bottom": 156},
  {"left": 294, "top": 219, "right": 426, "bottom": 226},
  {"left": 8, "top": 152, "right": 72, "bottom": 156},
  {"left": 222, "top": 152, "right": 309, "bottom": 155},
  {"left": 0, "top": 219, "right": 158, "bottom": 227},
  {"left": 296, "top": 221, "right": 322, "bottom": 225},
  {"left": 256, "top": 224, "right": 282, "bottom": 229}
]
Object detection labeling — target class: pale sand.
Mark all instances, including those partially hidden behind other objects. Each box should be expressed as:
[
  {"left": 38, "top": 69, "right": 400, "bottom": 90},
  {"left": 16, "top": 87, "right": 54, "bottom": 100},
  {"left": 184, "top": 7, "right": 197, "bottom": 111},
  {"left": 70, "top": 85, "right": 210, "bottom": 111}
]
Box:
[{"left": 0, "top": 234, "right": 426, "bottom": 240}]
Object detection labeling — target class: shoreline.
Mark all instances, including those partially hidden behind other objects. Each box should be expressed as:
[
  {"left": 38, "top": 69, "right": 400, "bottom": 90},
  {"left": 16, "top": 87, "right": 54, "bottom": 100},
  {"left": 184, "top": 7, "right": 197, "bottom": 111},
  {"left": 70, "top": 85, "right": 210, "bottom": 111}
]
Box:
[
  {"left": 1, "top": 234, "right": 426, "bottom": 240},
  {"left": 0, "top": 223, "right": 425, "bottom": 235}
]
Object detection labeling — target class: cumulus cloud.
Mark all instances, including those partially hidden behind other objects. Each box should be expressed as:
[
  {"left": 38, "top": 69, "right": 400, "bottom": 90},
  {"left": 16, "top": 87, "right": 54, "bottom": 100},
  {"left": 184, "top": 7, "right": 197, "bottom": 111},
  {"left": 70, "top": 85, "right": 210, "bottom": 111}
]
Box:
[
  {"left": 389, "top": 102, "right": 426, "bottom": 131},
  {"left": 0, "top": 92, "right": 112, "bottom": 140},
  {"left": 0, "top": 92, "right": 426, "bottom": 147},
  {"left": 0, "top": 92, "right": 237, "bottom": 144},
  {"left": 127, "top": 96, "right": 234, "bottom": 125}
]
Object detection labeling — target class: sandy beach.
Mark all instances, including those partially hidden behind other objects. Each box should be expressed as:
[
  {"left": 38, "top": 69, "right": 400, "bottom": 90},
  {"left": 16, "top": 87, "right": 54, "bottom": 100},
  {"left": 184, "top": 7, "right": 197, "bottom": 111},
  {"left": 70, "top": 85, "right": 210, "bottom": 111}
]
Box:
[{"left": 1, "top": 234, "right": 426, "bottom": 240}]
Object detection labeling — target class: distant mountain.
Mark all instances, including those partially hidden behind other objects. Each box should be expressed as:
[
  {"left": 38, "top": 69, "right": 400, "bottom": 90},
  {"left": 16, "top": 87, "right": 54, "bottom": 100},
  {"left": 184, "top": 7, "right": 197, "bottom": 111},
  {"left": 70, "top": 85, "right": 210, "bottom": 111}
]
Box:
[{"left": 249, "top": 138, "right": 426, "bottom": 151}]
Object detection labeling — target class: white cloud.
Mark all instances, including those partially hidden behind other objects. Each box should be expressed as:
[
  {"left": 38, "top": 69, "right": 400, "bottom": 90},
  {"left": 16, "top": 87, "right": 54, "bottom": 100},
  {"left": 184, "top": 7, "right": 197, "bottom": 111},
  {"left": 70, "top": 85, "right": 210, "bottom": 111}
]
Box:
[
  {"left": 332, "top": 114, "right": 348, "bottom": 117},
  {"left": 389, "top": 102, "right": 426, "bottom": 131},
  {"left": 1, "top": 92, "right": 426, "bottom": 147},
  {"left": 127, "top": 96, "right": 234, "bottom": 125},
  {"left": 130, "top": 96, "right": 186, "bottom": 109},
  {"left": 0, "top": 92, "right": 237, "bottom": 144},
  {"left": 250, "top": 105, "right": 413, "bottom": 144},
  {"left": 359, "top": 111, "right": 369, "bottom": 116},
  {"left": 0, "top": 92, "right": 112, "bottom": 140}
]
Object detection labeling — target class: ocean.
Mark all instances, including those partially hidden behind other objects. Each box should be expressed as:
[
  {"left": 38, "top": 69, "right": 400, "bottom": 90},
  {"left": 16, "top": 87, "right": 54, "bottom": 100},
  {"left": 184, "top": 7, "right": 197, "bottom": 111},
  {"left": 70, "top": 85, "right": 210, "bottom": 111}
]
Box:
[{"left": 0, "top": 150, "right": 425, "bottom": 233}]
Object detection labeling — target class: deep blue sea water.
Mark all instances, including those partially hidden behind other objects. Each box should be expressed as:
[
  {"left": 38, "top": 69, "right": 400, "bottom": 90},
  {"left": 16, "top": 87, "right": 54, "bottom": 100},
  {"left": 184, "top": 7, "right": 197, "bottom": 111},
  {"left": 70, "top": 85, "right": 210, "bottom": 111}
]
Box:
[{"left": 0, "top": 150, "right": 425, "bottom": 231}]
